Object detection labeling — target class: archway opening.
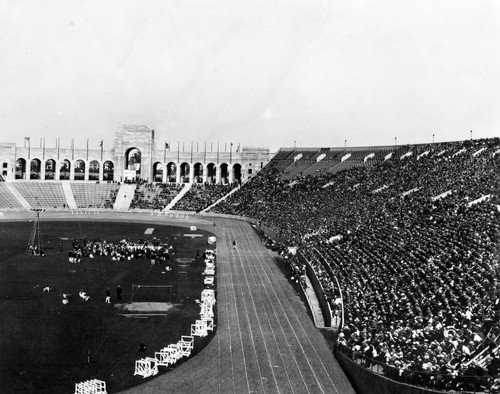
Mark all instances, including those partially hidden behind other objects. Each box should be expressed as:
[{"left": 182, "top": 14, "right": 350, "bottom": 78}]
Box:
[
  {"left": 15, "top": 158, "right": 26, "bottom": 179},
  {"left": 193, "top": 163, "right": 203, "bottom": 184},
  {"left": 180, "top": 162, "right": 190, "bottom": 183},
  {"left": 220, "top": 163, "right": 229, "bottom": 185},
  {"left": 125, "top": 148, "right": 142, "bottom": 181},
  {"left": 74, "top": 160, "right": 85, "bottom": 181},
  {"left": 103, "top": 161, "right": 114, "bottom": 181},
  {"left": 153, "top": 162, "right": 163, "bottom": 182},
  {"left": 45, "top": 159, "right": 56, "bottom": 180},
  {"left": 167, "top": 162, "right": 177, "bottom": 183},
  {"left": 232, "top": 163, "right": 242, "bottom": 184},
  {"left": 207, "top": 163, "right": 216, "bottom": 184},
  {"left": 89, "top": 160, "right": 100, "bottom": 181},
  {"left": 30, "top": 159, "right": 41, "bottom": 180},
  {"left": 60, "top": 160, "right": 71, "bottom": 180}
]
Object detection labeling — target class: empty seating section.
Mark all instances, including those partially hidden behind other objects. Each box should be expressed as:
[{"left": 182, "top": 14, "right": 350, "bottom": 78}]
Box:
[
  {"left": 70, "top": 183, "right": 119, "bottom": 208},
  {"left": 267, "top": 149, "right": 297, "bottom": 172},
  {"left": 211, "top": 138, "right": 500, "bottom": 388},
  {"left": 0, "top": 183, "right": 23, "bottom": 209},
  {"left": 129, "top": 183, "right": 182, "bottom": 210},
  {"left": 14, "top": 181, "right": 68, "bottom": 208},
  {"left": 172, "top": 184, "right": 236, "bottom": 212},
  {"left": 281, "top": 151, "right": 323, "bottom": 179}
]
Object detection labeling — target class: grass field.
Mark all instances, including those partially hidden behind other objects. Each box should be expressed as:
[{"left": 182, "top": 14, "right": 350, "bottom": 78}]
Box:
[{"left": 0, "top": 219, "right": 216, "bottom": 393}]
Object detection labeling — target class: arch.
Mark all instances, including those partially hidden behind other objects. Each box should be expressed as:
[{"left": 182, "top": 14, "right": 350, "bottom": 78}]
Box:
[
  {"left": 125, "top": 147, "right": 141, "bottom": 179},
  {"left": 180, "top": 162, "right": 190, "bottom": 183},
  {"left": 60, "top": 159, "right": 71, "bottom": 180},
  {"left": 193, "top": 162, "right": 203, "bottom": 183},
  {"left": 153, "top": 162, "right": 163, "bottom": 182},
  {"left": 103, "top": 160, "right": 114, "bottom": 181},
  {"left": 89, "top": 160, "right": 100, "bottom": 181},
  {"left": 232, "top": 163, "right": 242, "bottom": 184},
  {"left": 45, "top": 159, "right": 56, "bottom": 180},
  {"left": 167, "top": 162, "right": 177, "bottom": 183},
  {"left": 220, "top": 163, "right": 229, "bottom": 185},
  {"left": 74, "top": 159, "right": 85, "bottom": 181},
  {"left": 15, "top": 158, "right": 26, "bottom": 180},
  {"left": 206, "top": 163, "right": 216, "bottom": 184},
  {"left": 30, "top": 159, "right": 41, "bottom": 180}
]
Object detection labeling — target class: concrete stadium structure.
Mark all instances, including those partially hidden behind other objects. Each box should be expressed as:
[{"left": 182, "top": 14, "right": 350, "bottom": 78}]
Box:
[{"left": 0, "top": 125, "right": 270, "bottom": 184}]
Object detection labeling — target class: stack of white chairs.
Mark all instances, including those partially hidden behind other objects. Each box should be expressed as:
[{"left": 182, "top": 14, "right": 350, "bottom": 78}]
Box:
[{"left": 74, "top": 379, "right": 107, "bottom": 394}]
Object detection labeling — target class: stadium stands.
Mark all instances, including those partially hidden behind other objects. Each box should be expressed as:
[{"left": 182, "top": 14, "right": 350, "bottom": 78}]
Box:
[
  {"left": 14, "top": 181, "right": 68, "bottom": 208},
  {"left": 172, "top": 184, "right": 237, "bottom": 212},
  {"left": 129, "top": 182, "right": 182, "bottom": 210},
  {"left": 70, "top": 182, "right": 119, "bottom": 209},
  {"left": 0, "top": 183, "right": 24, "bottom": 209},
  {"left": 211, "top": 138, "right": 500, "bottom": 391}
]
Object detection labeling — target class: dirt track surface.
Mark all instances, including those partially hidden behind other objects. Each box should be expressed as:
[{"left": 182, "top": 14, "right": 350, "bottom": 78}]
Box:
[{"left": 1, "top": 211, "right": 355, "bottom": 394}]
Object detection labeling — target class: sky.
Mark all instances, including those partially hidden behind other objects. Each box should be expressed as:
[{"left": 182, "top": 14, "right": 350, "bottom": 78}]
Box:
[{"left": 0, "top": 0, "right": 499, "bottom": 153}]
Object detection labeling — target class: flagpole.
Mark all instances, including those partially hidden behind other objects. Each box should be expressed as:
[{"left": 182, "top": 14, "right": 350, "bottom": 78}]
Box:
[
  {"left": 230, "top": 142, "right": 233, "bottom": 164},
  {"left": 164, "top": 142, "right": 166, "bottom": 163},
  {"left": 177, "top": 141, "right": 180, "bottom": 163},
  {"left": 28, "top": 137, "right": 31, "bottom": 160},
  {"left": 100, "top": 140, "right": 103, "bottom": 162},
  {"left": 86, "top": 139, "right": 89, "bottom": 161}
]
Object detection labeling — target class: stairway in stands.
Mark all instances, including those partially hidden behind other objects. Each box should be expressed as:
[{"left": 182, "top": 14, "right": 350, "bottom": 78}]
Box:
[
  {"left": 113, "top": 183, "right": 136, "bottom": 210},
  {"left": 61, "top": 183, "right": 77, "bottom": 209},
  {"left": 162, "top": 183, "right": 192, "bottom": 211}
]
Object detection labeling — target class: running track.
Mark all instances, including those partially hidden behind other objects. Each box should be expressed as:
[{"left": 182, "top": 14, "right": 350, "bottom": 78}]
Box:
[{"left": 122, "top": 215, "right": 355, "bottom": 394}]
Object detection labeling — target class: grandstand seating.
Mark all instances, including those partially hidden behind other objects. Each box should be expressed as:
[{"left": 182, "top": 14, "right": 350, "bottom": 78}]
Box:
[
  {"left": 70, "top": 182, "right": 119, "bottom": 208},
  {"left": 0, "top": 183, "right": 24, "bottom": 209},
  {"left": 172, "top": 184, "right": 236, "bottom": 212},
  {"left": 14, "top": 181, "right": 68, "bottom": 208},
  {"left": 129, "top": 182, "right": 182, "bottom": 210},
  {"left": 211, "top": 138, "right": 500, "bottom": 390}
]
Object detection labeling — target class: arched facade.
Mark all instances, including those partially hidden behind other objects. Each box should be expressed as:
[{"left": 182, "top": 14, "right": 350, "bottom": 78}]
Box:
[{"left": 0, "top": 125, "right": 270, "bottom": 183}]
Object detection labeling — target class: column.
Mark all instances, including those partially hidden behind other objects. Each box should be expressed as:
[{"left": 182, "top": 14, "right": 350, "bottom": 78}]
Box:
[
  {"left": 175, "top": 163, "right": 181, "bottom": 185},
  {"left": 162, "top": 163, "right": 167, "bottom": 183},
  {"left": 216, "top": 165, "right": 221, "bottom": 184}
]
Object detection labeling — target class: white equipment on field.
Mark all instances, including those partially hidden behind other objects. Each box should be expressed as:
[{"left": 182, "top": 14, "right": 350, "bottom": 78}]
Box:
[
  {"left": 204, "top": 276, "right": 214, "bottom": 286},
  {"left": 201, "top": 289, "right": 216, "bottom": 305},
  {"left": 74, "top": 379, "right": 107, "bottom": 394},
  {"left": 178, "top": 335, "right": 194, "bottom": 356},
  {"left": 203, "top": 267, "right": 215, "bottom": 275},
  {"left": 191, "top": 319, "right": 211, "bottom": 337},
  {"left": 200, "top": 303, "right": 214, "bottom": 319},
  {"left": 134, "top": 357, "right": 159, "bottom": 378}
]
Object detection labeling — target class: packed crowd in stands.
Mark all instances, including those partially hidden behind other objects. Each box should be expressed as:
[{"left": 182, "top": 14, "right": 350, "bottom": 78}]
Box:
[
  {"left": 69, "top": 237, "right": 173, "bottom": 263},
  {"left": 172, "top": 183, "right": 237, "bottom": 212},
  {"left": 129, "top": 182, "right": 183, "bottom": 210},
  {"left": 212, "top": 138, "right": 500, "bottom": 390}
]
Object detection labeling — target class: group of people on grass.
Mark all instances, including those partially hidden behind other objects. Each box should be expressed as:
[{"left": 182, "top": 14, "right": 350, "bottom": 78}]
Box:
[
  {"left": 211, "top": 138, "right": 500, "bottom": 390},
  {"left": 69, "top": 237, "right": 173, "bottom": 264}
]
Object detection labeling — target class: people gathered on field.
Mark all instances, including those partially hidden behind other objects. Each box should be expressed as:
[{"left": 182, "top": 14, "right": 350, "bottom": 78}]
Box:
[
  {"left": 212, "top": 138, "right": 500, "bottom": 390},
  {"left": 69, "top": 237, "right": 172, "bottom": 263}
]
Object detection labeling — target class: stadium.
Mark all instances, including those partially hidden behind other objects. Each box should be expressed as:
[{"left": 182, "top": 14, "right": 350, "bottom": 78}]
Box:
[
  {"left": 0, "top": 131, "right": 498, "bottom": 393},
  {"left": 2, "top": 1, "right": 500, "bottom": 393}
]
